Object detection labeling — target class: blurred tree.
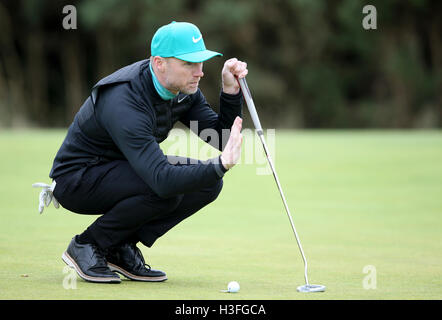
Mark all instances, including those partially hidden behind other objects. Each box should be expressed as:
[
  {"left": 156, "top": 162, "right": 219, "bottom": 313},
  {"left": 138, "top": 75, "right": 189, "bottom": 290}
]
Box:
[{"left": 0, "top": 0, "right": 440, "bottom": 128}]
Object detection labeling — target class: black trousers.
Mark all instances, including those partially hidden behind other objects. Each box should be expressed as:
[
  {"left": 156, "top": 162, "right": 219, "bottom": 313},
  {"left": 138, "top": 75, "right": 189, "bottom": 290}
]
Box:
[{"left": 53, "top": 157, "right": 223, "bottom": 249}]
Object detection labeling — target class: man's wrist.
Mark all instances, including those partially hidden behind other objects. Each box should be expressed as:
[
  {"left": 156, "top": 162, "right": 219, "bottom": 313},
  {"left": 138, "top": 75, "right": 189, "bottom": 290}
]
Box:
[
  {"left": 220, "top": 155, "right": 230, "bottom": 171},
  {"left": 222, "top": 87, "right": 240, "bottom": 95}
]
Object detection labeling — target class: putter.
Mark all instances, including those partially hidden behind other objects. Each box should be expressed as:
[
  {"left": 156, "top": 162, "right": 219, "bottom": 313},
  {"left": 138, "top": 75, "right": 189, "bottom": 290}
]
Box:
[{"left": 237, "top": 77, "right": 325, "bottom": 293}]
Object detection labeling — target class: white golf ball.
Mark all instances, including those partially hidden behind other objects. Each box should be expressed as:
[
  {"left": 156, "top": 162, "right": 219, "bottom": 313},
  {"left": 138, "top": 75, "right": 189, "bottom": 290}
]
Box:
[{"left": 227, "top": 281, "right": 240, "bottom": 293}]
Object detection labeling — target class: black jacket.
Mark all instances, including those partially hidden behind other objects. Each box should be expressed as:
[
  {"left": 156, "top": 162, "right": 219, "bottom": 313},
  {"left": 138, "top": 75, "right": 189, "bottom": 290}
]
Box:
[{"left": 49, "top": 59, "right": 242, "bottom": 198}]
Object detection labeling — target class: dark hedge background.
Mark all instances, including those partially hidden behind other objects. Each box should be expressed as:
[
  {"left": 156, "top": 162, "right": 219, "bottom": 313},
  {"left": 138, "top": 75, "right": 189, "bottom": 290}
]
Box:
[{"left": 0, "top": 0, "right": 440, "bottom": 128}]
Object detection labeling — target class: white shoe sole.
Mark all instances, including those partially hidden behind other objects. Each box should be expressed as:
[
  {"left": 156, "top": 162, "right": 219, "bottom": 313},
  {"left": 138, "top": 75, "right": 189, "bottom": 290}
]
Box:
[
  {"left": 62, "top": 251, "right": 121, "bottom": 283},
  {"left": 108, "top": 262, "right": 167, "bottom": 282}
]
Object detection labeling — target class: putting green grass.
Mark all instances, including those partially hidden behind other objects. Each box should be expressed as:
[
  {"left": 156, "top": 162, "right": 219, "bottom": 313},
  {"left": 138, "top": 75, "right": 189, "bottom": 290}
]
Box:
[{"left": 0, "top": 129, "right": 441, "bottom": 299}]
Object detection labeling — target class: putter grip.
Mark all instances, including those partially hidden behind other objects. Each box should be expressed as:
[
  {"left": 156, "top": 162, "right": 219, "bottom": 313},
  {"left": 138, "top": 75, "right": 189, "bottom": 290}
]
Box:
[{"left": 238, "top": 77, "right": 263, "bottom": 134}]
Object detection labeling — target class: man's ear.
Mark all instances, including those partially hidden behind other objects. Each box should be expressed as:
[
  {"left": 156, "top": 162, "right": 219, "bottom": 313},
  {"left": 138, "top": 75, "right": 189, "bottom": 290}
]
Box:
[{"left": 153, "top": 56, "right": 166, "bottom": 73}]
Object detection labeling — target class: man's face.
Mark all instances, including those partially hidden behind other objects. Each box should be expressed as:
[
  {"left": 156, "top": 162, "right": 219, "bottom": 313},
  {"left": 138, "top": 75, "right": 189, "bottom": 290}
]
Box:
[{"left": 162, "top": 57, "right": 204, "bottom": 95}]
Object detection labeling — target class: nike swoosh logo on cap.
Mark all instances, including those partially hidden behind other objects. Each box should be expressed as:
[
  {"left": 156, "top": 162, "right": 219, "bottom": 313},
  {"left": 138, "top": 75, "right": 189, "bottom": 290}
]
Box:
[{"left": 192, "top": 35, "right": 202, "bottom": 43}]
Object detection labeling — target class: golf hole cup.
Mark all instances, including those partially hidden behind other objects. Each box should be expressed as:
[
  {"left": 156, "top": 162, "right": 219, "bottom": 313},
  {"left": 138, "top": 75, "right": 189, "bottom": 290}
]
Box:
[{"left": 227, "top": 281, "right": 240, "bottom": 293}]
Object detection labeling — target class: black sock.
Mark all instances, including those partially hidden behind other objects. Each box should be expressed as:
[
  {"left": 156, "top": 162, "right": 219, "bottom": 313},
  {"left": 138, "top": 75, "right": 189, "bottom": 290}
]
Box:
[{"left": 76, "top": 229, "right": 96, "bottom": 245}]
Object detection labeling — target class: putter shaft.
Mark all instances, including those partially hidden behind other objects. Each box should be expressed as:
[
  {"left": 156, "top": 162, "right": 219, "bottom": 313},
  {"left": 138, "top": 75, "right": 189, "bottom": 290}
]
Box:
[
  {"left": 238, "top": 77, "right": 310, "bottom": 285},
  {"left": 258, "top": 134, "right": 309, "bottom": 285}
]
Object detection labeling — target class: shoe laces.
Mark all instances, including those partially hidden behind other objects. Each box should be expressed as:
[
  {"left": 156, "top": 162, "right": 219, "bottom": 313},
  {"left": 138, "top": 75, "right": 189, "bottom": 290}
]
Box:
[
  {"left": 90, "top": 245, "right": 110, "bottom": 272},
  {"left": 131, "top": 244, "right": 151, "bottom": 271}
]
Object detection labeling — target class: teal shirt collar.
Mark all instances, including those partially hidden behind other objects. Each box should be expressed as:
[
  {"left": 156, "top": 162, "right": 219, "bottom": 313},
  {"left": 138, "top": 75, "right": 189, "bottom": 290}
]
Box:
[{"left": 149, "top": 62, "right": 177, "bottom": 101}]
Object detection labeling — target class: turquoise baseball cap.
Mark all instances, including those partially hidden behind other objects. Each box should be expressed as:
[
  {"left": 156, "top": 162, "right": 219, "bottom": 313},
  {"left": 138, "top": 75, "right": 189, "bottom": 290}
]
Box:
[{"left": 151, "top": 21, "right": 222, "bottom": 63}]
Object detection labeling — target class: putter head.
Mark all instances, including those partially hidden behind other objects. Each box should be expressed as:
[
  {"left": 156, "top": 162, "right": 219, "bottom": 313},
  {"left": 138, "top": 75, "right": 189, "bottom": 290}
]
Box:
[{"left": 297, "top": 284, "right": 326, "bottom": 293}]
